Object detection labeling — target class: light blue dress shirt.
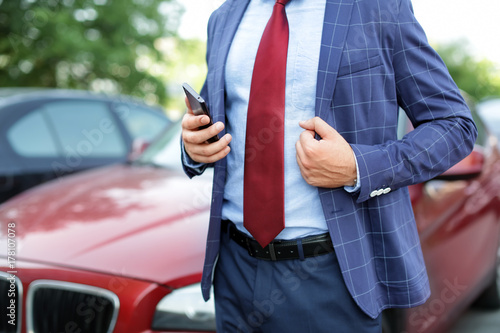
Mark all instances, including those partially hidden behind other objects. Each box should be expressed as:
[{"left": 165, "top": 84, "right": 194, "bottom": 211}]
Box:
[
  {"left": 186, "top": 0, "right": 360, "bottom": 240},
  {"left": 223, "top": 0, "right": 330, "bottom": 240}
]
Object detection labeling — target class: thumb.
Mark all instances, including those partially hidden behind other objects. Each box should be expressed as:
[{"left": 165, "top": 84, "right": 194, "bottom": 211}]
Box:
[{"left": 299, "top": 117, "right": 335, "bottom": 139}]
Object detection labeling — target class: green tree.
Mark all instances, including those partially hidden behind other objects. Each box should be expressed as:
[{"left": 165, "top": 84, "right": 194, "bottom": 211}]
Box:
[
  {"left": 0, "top": 0, "right": 183, "bottom": 105},
  {"left": 160, "top": 37, "right": 207, "bottom": 117},
  {"left": 435, "top": 41, "right": 500, "bottom": 101}
]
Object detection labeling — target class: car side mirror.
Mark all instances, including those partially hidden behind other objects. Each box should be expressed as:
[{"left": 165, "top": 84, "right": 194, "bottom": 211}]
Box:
[
  {"left": 434, "top": 148, "right": 485, "bottom": 181},
  {"left": 128, "top": 138, "right": 150, "bottom": 161}
]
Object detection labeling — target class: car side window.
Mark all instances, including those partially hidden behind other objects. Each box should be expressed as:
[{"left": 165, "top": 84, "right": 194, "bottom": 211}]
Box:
[
  {"left": 44, "top": 101, "right": 127, "bottom": 157},
  {"left": 7, "top": 110, "right": 59, "bottom": 157},
  {"left": 115, "top": 103, "right": 169, "bottom": 142}
]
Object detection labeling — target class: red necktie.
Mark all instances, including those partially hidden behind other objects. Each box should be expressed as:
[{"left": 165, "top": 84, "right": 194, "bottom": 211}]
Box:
[{"left": 244, "top": 0, "right": 289, "bottom": 248}]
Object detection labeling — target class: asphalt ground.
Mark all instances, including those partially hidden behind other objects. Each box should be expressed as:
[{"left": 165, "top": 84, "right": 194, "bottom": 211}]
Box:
[{"left": 448, "top": 307, "right": 500, "bottom": 333}]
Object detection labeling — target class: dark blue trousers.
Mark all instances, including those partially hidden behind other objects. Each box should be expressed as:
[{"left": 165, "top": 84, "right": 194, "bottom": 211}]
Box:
[{"left": 214, "top": 231, "right": 382, "bottom": 332}]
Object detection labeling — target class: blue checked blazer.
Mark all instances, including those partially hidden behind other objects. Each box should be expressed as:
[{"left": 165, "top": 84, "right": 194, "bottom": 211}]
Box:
[{"left": 182, "top": 0, "right": 477, "bottom": 318}]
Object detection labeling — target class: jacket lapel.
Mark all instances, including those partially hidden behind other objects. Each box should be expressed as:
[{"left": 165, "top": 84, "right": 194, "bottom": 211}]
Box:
[
  {"left": 210, "top": 0, "right": 250, "bottom": 125},
  {"left": 315, "top": 0, "right": 354, "bottom": 119},
  {"left": 211, "top": 0, "right": 354, "bottom": 121}
]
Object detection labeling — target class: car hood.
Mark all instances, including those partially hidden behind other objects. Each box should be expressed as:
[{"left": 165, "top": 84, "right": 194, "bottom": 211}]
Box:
[{"left": 0, "top": 164, "right": 213, "bottom": 288}]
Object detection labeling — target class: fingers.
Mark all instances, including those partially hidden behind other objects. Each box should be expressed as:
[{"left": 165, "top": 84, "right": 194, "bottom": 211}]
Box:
[
  {"left": 295, "top": 135, "right": 312, "bottom": 168},
  {"left": 299, "top": 117, "right": 336, "bottom": 139},
  {"left": 295, "top": 140, "right": 314, "bottom": 185},
  {"left": 181, "top": 110, "right": 232, "bottom": 163},
  {"left": 299, "top": 129, "right": 316, "bottom": 142},
  {"left": 298, "top": 118, "right": 315, "bottom": 130},
  {"left": 182, "top": 111, "right": 211, "bottom": 131},
  {"left": 183, "top": 118, "right": 225, "bottom": 145},
  {"left": 296, "top": 150, "right": 306, "bottom": 175},
  {"left": 296, "top": 129, "right": 317, "bottom": 157},
  {"left": 187, "top": 132, "right": 232, "bottom": 158},
  {"left": 295, "top": 126, "right": 321, "bottom": 184},
  {"left": 186, "top": 138, "right": 232, "bottom": 164},
  {"left": 295, "top": 139, "right": 306, "bottom": 168}
]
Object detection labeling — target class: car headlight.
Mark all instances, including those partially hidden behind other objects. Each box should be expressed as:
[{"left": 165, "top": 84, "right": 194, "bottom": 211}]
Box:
[{"left": 151, "top": 283, "right": 216, "bottom": 331}]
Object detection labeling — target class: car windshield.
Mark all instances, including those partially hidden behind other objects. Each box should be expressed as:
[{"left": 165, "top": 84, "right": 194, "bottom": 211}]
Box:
[{"left": 135, "top": 121, "right": 184, "bottom": 171}]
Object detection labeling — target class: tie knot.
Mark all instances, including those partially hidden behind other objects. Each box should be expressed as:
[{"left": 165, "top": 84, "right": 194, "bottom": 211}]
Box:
[{"left": 276, "top": 0, "right": 289, "bottom": 5}]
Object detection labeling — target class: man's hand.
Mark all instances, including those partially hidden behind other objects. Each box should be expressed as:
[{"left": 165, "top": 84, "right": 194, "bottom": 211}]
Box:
[
  {"left": 182, "top": 97, "right": 232, "bottom": 163},
  {"left": 296, "top": 117, "right": 357, "bottom": 188}
]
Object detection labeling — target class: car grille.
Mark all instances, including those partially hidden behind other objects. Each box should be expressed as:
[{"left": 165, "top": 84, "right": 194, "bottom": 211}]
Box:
[
  {"left": 27, "top": 280, "right": 119, "bottom": 333},
  {"left": 0, "top": 272, "right": 22, "bottom": 333}
]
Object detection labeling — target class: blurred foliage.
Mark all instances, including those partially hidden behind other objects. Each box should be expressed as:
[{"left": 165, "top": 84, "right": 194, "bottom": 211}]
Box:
[
  {"left": 0, "top": 0, "right": 184, "bottom": 106},
  {"left": 436, "top": 41, "right": 500, "bottom": 101},
  {"left": 3, "top": 1, "right": 498, "bottom": 111},
  {"left": 162, "top": 37, "right": 207, "bottom": 118}
]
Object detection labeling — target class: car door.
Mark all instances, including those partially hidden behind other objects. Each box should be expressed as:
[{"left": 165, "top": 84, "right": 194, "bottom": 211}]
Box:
[{"left": 406, "top": 110, "right": 500, "bottom": 332}]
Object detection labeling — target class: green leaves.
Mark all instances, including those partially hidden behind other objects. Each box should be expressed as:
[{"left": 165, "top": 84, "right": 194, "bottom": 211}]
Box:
[
  {"left": 0, "top": 0, "right": 184, "bottom": 105},
  {"left": 436, "top": 41, "right": 500, "bottom": 101}
]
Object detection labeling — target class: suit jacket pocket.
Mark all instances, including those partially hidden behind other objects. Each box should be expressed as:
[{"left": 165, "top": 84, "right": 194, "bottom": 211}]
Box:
[{"left": 338, "top": 54, "right": 382, "bottom": 77}]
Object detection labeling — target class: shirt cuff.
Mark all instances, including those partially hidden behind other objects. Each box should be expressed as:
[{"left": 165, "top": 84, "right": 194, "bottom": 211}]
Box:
[
  {"left": 182, "top": 146, "right": 206, "bottom": 172},
  {"left": 344, "top": 149, "right": 361, "bottom": 193}
]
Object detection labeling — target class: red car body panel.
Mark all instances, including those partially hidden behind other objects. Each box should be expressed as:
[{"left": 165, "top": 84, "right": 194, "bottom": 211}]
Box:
[
  {"left": 405, "top": 144, "right": 500, "bottom": 332},
  {"left": 0, "top": 258, "right": 175, "bottom": 333},
  {"left": 2, "top": 165, "right": 211, "bottom": 287},
  {"left": 0, "top": 164, "right": 213, "bottom": 333}
]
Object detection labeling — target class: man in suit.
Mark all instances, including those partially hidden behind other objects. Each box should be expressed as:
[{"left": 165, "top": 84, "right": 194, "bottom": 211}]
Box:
[{"left": 181, "top": 0, "right": 477, "bottom": 331}]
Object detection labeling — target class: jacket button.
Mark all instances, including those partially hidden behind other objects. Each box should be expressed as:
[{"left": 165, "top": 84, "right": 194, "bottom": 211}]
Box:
[
  {"left": 370, "top": 190, "right": 378, "bottom": 198},
  {"left": 383, "top": 187, "right": 392, "bottom": 194}
]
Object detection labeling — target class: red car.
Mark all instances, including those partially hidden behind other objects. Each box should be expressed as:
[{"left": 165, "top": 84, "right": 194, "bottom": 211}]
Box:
[{"left": 1, "top": 99, "right": 499, "bottom": 333}]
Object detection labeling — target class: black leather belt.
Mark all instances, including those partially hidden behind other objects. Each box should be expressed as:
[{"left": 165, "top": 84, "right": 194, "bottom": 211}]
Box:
[{"left": 221, "top": 220, "right": 334, "bottom": 261}]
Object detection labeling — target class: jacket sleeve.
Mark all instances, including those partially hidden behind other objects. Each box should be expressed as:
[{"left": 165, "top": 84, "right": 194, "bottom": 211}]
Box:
[{"left": 351, "top": 0, "right": 478, "bottom": 203}]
